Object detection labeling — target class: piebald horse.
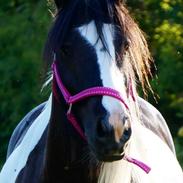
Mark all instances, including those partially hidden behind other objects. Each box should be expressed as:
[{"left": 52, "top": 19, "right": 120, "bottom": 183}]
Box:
[{"left": 0, "top": 0, "right": 182, "bottom": 182}]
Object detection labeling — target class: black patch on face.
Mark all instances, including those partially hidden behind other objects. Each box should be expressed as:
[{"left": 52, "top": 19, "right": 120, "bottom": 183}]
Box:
[
  {"left": 57, "top": 29, "right": 103, "bottom": 94},
  {"left": 55, "top": 27, "right": 108, "bottom": 141}
]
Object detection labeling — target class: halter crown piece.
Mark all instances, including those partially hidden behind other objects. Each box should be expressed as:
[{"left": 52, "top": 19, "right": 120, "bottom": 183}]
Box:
[{"left": 52, "top": 58, "right": 151, "bottom": 174}]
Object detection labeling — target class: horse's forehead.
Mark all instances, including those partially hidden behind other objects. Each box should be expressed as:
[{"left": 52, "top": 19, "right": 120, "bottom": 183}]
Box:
[
  {"left": 77, "top": 21, "right": 116, "bottom": 60},
  {"left": 78, "top": 21, "right": 127, "bottom": 115}
]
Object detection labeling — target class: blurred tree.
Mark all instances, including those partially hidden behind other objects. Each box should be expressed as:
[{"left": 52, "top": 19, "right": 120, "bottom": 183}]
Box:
[{"left": 0, "top": 0, "right": 51, "bottom": 168}]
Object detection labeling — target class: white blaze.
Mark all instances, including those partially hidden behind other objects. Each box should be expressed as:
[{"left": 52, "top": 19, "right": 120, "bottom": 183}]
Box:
[{"left": 78, "top": 21, "right": 128, "bottom": 115}]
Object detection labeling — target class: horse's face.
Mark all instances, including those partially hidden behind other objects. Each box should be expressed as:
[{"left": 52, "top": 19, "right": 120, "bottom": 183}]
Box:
[{"left": 58, "top": 21, "right": 132, "bottom": 162}]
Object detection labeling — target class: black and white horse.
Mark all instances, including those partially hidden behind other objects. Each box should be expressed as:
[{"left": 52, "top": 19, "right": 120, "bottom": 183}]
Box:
[{"left": 0, "top": 0, "right": 183, "bottom": 182}]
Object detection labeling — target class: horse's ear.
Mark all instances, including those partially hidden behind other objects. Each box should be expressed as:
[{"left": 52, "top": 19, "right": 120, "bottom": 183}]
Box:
[{"left": 54, "top": 0, "right": 70, "bottom": 9}]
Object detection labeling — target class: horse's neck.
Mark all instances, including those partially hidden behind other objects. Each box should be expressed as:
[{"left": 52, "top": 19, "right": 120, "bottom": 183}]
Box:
[
  {"left": 126, "top": 99, "right": 183, "bottom": 183},
  {"left": 42, "top": 95, "right": 98, "bottom": 183}
]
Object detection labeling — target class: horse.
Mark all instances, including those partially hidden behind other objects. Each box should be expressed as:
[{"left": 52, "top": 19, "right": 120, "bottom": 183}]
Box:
[{"left": 0, "top": 0, "right": 183, "bottom": 182}]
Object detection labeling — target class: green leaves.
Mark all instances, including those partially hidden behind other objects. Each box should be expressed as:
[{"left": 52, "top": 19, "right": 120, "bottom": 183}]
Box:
[{"left": 0, "top": 0, "right": 51, "bottom": 169}]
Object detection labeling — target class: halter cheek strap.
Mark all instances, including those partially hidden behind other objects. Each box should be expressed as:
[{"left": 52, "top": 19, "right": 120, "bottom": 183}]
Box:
[
  {"left": 52, "top": 62, "right": 130, "bottom": 140},
  {"left": 52, "top": 61, "right": 151, "bottom": 174},
  {"left": 52, "top": 62, "right": 130, "bottom": 109}
]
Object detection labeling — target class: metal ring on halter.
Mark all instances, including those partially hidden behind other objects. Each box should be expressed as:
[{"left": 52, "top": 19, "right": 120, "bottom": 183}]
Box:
[
  {"left": 67, "top": 103, "right": 73, "bottom": 114},
  {"left": 53, "top": 52, "right": 57, "bottom": 62}
]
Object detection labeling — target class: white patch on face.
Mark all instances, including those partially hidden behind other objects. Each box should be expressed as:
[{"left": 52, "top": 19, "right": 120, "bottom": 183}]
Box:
[{"left": 78, "top": 21, "right": 128, "bottom": 115}]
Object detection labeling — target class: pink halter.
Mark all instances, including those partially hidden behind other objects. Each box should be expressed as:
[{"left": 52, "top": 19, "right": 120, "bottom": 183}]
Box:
[
  {"left": 52, "top": 62, "right": 131, "bottom": 138},
  {"left": 52, "top": 61, "right": 151, "bottom": 174}
]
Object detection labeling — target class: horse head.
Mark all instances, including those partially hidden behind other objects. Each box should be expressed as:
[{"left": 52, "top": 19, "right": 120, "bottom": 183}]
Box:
[{"left": 45, "top": 0, "right": 152, "bottom": 162}]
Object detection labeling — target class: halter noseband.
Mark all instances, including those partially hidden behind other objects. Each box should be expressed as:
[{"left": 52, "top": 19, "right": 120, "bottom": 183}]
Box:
[
  {"left": 52, "top": 61, "right": 151, "bottom": 174},
  {"left": 52, "top": 61, "right": 134, "bottom": 138}
]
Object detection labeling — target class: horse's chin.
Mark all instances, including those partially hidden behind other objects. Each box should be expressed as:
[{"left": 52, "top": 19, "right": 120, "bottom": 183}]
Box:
[
  {"left": 97, "top": 154, "right": 124, "bottom": 162},
  {"left": 90, "top": 143, "right": 126, "bottom": 162}
]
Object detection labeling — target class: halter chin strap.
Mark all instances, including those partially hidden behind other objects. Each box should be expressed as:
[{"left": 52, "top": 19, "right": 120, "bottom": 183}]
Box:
[{"left": 52, "top": 61, "right": 151, "bottom": 174}]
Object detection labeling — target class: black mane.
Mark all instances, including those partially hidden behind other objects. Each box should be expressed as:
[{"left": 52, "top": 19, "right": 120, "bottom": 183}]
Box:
[
  {"left": 44, "top": 0, "right": 154, "bottom": 96},
  {"left": 44, "top": 0, "right": 118, "bottom": 64}
]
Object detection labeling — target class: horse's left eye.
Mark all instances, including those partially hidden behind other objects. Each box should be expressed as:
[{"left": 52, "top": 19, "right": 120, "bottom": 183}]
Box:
[
  {"left": 61, "top": 42, "right": 72, "bottom": 57},
  {"left": 61, "top": 47, "right": 70, "bottom": 57},
  {"left": 124, "top": 40, "right": 129, "bottom": 51}
]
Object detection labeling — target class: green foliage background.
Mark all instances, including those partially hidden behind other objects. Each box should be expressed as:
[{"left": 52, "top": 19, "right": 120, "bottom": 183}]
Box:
[{"left": 0, "top": 0, "right": 183, "bottom": 169}]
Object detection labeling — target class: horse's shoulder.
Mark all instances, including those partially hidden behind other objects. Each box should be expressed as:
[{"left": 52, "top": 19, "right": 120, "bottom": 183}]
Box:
[
  {"left": 6, "top": 102, "right": 47, "bottom": 158},
  {"left": 137, "top": 97, "right": 175, "bottom": 154}
]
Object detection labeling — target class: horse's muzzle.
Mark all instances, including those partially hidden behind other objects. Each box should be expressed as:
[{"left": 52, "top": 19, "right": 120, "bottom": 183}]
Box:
[{"left": 94, "top": 115, "right": 132, "bottom": 162}]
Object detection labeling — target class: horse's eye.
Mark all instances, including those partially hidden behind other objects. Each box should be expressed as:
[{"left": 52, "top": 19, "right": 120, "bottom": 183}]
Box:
[
  {"left": 61, "top": 42, "right": 71, "bottom": 56},
  {"left": 61, "top": 47, "right": 69, "bottom": 56},
  {"left": 124, "top": 40, "right": 129, "bottom": 51}
]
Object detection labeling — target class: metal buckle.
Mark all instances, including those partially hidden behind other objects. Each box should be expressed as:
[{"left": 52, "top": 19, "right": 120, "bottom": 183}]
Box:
[{"left": 67, "top": 103, "right": 73, "bottom": 114}]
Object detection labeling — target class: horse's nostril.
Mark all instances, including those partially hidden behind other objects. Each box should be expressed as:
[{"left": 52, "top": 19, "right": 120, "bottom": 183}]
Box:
[
  {"left": 122, "top": 116, "right": 131, "bottom": 130},
  {"left": 96, "top": 118, "right": 112, "bottom": 138},
  {"left": 121, "top": 116, "right": 132, "bottom": 141},
  {"left": 97, "top": 120, "right": 106, "bottom": 138},
  {"left": 124, "top": 128, "right": 131, "bottom": 137},
  {"left": 123, "top": 126, "right": 132, "bottom": 141},
  {"left": 122, "top": 116, "right": 130, "bottom": 125}
]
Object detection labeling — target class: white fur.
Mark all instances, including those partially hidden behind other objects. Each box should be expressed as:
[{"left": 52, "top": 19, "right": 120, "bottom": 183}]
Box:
[
  {"left": 138, "top": 97, "right": 176, "bottom": 154},
  {"left": 129, "top": 121, "right": 183, "bottom": 183},
  {"left": 0, "top": 95, "right": 52, "bottom": 183}
]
